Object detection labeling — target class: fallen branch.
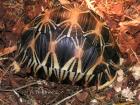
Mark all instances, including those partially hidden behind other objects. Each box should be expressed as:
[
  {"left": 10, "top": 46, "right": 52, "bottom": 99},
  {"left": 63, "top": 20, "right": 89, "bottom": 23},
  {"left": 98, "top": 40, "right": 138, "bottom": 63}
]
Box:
[
  {"left": 53, "top": 89, "right": 83, "bottom": 105},
  {"left": 0, "top": 80, "right": 43, "bottom": 92},
  {"left": 0, "top": 45, "right": 17, "bottom": 57}
]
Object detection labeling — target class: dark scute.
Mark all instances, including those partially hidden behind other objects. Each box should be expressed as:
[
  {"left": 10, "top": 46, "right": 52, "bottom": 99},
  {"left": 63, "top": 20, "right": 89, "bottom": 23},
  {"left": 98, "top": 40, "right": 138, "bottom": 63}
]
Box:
[
  {"left": 35, "top": 33, "right": 50, "bottom": 62},
  {"left": 44, "top": 23, "right": 56, "bottom": 35},
  {"left": 94, "top": 64, "right": 107, "bottom": 74},
  {"left": 82, "top": 34, "right": 101, "bottom": 72},
  {"left": 36, "top": 23, "right": 42, "bottom": 31},
  {"left": 72, "top": 60, "right": 78, "bottom": 72},
  {"left": 93, "top": 64, "right": 107, "bottom": 85},
  {"left": 88, "top": 74, "right": 97, "bottom": 86},
  {"left": 26, "top": 48, "right": 33, "bottom": 58},
  {"left": 112, "top": 49, "right": 120, "bottom": 64},
  {"left": 90, "top": 10, "right": 104, "bottom": 22},
  {"left": 26, "top": 66, "right": 34, "bottom": 77},
  {"left": 36, "top": 66, "right": 46, "bottom": 79},
  {"left": 32, "top": 15, "right": 44, "bottom": 26},
  {"left": 85, "top": 33, "right": 97, "bottom": 46},
  {"left": 82, "top": 46, "right": 98, "bottom": 71},
  {"left": 49, "top": 69, "right": 59, "bottom": 82},
  {"left": 88, "top": 64, "right": 107, "bottom": 86},
  {"left": 21, "top": 48, "right": 33, "bottom": 68},
  {"left": 75, "top": 75, "right": 85, "bottom": 86},
  {"left": 103, "top": 46, "right": 120, "bottom": 64},
  {"left": 100, "top": 72, "right": 108, "bottom": 85},
  {"left": 84, "top": 34, "right": 101, "bottom": 54},
  {"left": 51, "top": 6, "right": 69, "bottom": 24},
  {"left": 46, "top": 55, "right": 51, "bottom": 69},
  {"left": 61, "top": 71, "right": 71, "bottom": 84},
  {"left": 15, "top": 49, "right": 25, "bottom": 63},
  {"left": 56, "top": 37, "right": 75, "bottom": 67},
  {"left": 20, "top": 29, "right": 35, "bottom": 47},
  {"left": 41, "top": 25, "right": 45, "bottom": 33},
  {"left": 109, "top": 64, "right": 117, "bottom": 77},
  {"left": 96, "top": 41, "right": 101, "bottom": 55},
  {"left": 78, "top": 12, "right": 97, "bottom": 32},
  {"left": 101, "top": 26, "right": 110, "bottom": 43},
  {"left": 56, "top": 25, "right": 70, "bottom": 37}
]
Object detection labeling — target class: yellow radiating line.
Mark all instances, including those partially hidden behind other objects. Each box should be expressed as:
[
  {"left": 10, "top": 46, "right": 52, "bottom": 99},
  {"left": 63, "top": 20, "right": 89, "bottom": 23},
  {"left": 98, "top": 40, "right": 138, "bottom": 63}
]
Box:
[
  {"left": 35, "top": 64, "right": 42, "bottom": 75},
  {"left": 98, "top": 73, "right": 117, "bottom": 90},
  {"left": 49, "top": 20, "right": 56, "bottom": 29},
  {"left": 61, "top": 57, "right": 75, "bottom": 71},
  {"left": 57, "top": 35, "right": 66, "bottom": 43},
  {"left": 85, "top": 74, "right": 94, "bottom": 83},
  {"left": 33, "top": 63, "right": 38, "bottom": 73},
  {"left": 56, "top": 26, "right": 68, "bottom": 41},
  {"left": 67, "top": 25, "right": 72, "bottom": 37},
  {"left": 69, "top": 59, "right": 76, "bottom": 72},
  {"left": 18, "top": 48, "right": 25, "bottom": 59},
  {"left": 71, "top": 37, "right": 77, "bottom": 48},
  {"left": 57, "top": 20, "right": 69, "bottom": 26},
  {"left": 48, "top": 66, "right": 53, "bottom": 77},
  {"left": 76, "top": 73, "right": 84, "bottom": 82},
  {"left": 48, "top": 24, "right": 52, "bottom": 41},
  {"left": 27, "top": 58, "right": 32, "bottom": 67},
  {"left": 97, "top": 72, "right": 103, "bottom": 87},
  {"left": 42, "top": 52, "right": 51, "bottom": 66},
  {"left": 62, "top": 5, "right": 71, "bottom": 12},
  {"left": 34, "top": 50, "right": 41, "bottom": 64},
  {"left": 77, "top": 59, "right": 82, "bottom": 73},
  {"left": 105, "top": 68, "right": 112, "bottom": 81},
  {"left": 60, "top": 69, "right": 68, "bottom": 81},
  {"left": 35, "top": 21, "right": 42, "bottom": 29},
  {"left": 20, "top": 50, "right": 27, "bottom": 64},
  {"left": 77, "top": 23, "right": 85, "bottom": 33},
  {"left": 44, "top": 24, "right": 47, "bottom": 33},
  {"left": 69, "top": 72, "right": 75, "bottom": 81},
  {"left": 38, "top": 24, "right": 43, "bottom": 32},
  {"left": 52, "top": 53, "right": 60, "bottom": 70},
  {"left": 43, "top": 66, "right": 48, "bottom": 77},
  {"left": 33, "top": 51, "right": 42, "bottom": 74},
  {"left": 22, "top": 56, "right": 28, "bottom": 65}
]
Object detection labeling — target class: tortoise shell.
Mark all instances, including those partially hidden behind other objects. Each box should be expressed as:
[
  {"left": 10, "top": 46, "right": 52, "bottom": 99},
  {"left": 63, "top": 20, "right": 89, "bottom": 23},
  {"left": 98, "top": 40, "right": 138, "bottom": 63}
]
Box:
[{"left": 15, "top": 2, "right": 120, "bottom": 89}]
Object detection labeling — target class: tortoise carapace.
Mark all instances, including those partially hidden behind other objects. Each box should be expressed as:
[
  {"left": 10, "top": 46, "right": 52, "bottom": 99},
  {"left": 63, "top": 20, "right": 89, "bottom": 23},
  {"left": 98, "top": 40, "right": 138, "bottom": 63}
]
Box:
[{"left": 14, "top": 1, "right": 120, "bottom": 89}]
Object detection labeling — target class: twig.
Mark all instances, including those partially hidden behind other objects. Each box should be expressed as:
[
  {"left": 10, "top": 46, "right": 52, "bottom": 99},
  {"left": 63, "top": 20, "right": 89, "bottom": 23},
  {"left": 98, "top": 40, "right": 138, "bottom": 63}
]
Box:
[
  {"left": 0, "top": 65, "right": 11, "bottom": 83},
  {"left": 0, "top": 99, "right": 5, "bottom": 105},
  {"left": 46, "top": 93, "right": 62, "bottom": 105},
  {"left": 13, "top": 89, "right": 23, "bottom": 103},
  {"left": 85, "top": 0, "right": 96, "bottom": 11},
  {"left": 0, "top": 57, "right": 8, "bottom": 61},
  {"left": 53, "top": 89, "right": 83, "bottom": 105},
  {"left": 0, "top": 80, "right": 42, "bottom": 92},
  {"left": 130, "top": 48, "right": 140, "bottom": 64}
]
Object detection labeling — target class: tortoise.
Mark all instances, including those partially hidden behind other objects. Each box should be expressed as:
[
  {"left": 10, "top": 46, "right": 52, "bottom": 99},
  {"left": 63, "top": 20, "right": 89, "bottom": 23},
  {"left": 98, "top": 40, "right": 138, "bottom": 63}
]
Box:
[{"left": 13, "top": 0, "right": 120, "bottom": 90}]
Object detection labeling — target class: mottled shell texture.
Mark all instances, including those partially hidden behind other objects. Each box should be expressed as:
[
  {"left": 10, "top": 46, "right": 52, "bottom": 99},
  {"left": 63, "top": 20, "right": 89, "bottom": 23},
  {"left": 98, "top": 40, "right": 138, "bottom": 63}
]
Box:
[{"left": 16, "top": 3, "right": 120, "bottom": 89}]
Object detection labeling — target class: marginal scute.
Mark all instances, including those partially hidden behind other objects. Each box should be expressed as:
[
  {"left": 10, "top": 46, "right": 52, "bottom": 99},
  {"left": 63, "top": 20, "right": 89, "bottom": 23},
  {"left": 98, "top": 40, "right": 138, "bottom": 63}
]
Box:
[
  {"left": 51, "top": 6, "right": 70, "bottom": 25},
  {"left": 15, "top": 2, "right": 120, "bottom": 89},
  {"left": 78, "top": 12, "right": 97, "bottom": 32}
]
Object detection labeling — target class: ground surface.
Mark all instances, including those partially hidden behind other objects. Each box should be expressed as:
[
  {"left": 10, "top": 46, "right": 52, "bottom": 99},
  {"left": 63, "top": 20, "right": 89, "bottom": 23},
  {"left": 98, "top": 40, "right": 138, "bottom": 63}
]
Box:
[{"left": 0, "top": 0, "right": 140, "bottom": 105}]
